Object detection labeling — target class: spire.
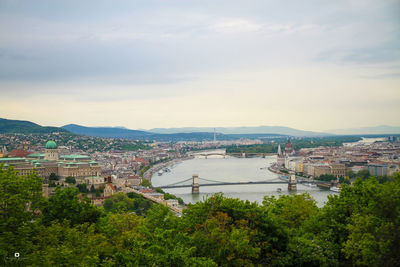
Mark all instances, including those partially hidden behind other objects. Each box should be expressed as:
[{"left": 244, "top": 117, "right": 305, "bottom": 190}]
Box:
[{"left": 277, "top": 144, "right": 282, "bottom": 156}]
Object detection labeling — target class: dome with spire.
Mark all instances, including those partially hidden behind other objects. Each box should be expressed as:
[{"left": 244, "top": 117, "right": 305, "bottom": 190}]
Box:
[{"left": 45, "top": 141, "right": 57, "bottom": 149}]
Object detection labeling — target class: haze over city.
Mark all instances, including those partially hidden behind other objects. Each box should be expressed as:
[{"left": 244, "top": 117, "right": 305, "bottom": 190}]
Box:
[{"left": 0, "top": 0, "right": 399, "bottom": 131}]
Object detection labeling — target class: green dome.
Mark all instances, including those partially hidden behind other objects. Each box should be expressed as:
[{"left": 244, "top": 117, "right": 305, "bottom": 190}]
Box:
[{"left": 45, "top": 141, "right": 57, "bottom": 149}]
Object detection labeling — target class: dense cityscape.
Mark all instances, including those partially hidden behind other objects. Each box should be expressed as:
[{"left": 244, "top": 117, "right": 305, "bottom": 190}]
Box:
[
  {"left": 1, "top": 128, "right": 400, "bottom": 265},
  {"left": 1, "top": 0, "right": 400, "bottom": 265}
]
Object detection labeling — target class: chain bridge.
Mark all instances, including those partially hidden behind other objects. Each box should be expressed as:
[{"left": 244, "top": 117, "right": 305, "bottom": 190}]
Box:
[{"left": 158, "top": 174, "right": 330, "bottom": 193}]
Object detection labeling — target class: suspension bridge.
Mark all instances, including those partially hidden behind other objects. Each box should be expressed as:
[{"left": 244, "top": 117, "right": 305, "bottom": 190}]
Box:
[
  {"left": 158, "top": 174, "right": 330, "bottom": 193},
  {"left": 191, "top": 152, "right": 276, "bottom": 158}
]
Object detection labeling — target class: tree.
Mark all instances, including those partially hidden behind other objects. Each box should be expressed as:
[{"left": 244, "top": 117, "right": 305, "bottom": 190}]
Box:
[
  {"left": 41, "top": 187, "right": 103, "bottom": 226},
  {"left": 77, "top": 183, "right": 88, "bottom": 193},
  {"left": 65, "top": 176, "right": 76, "bottom": 184},
  {"left": 140, "top": 179, "right": 152, "bottom": 188},
  {"left": 104, "top": 193, "right": 153, "bottom": 215},
  {"left": 28, "top": 222, "right": 113, "bottom": 266},
  {"left": 306, "top": 173, "right": 400, "bottom": 266},
  {"left": 0, "top": 166, "right": 43, "bottom": 263},
  {"left": 263, "top": 193, "right": 318, "bottom": 229},
  {"left": 357, "top": 169, "right": 370, "bottom": 180},
  {"left": 347, "top": 170, "right": 356, "bottom": 179},
  {"left": 49, "top": 173, "right": 59, "bottom": 181}
]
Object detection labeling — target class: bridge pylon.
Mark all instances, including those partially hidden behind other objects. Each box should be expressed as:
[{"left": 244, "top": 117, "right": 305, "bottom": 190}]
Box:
[
  {"left": 192, "top": 174, "right": 200, "bottom": 194},
  {"left": 288, "top": 172, "right": 297, "bottom": 191}
]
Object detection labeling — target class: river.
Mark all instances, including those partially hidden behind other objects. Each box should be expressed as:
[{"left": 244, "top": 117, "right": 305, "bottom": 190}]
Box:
[{"left": 152, "top": 151, "right": 336, "bottom": 207}]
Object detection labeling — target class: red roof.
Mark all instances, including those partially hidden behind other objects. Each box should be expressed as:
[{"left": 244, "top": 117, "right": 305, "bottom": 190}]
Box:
[
  {"left": 9, "top": 149, "right": 31, "bottom": 158},
  {"left": 139, "top": 188, "right": 155, "bottom": 193},
  {"left": 107, "top": 183, "right": 116, "bottom": 191},
  {"left": 135, "top": 157, "right": 149, "bottom": 166}
]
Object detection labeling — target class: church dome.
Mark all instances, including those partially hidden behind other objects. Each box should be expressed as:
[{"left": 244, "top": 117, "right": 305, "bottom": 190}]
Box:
[{"left": 45, "top": 141, "right": 57, "bottom": 149}]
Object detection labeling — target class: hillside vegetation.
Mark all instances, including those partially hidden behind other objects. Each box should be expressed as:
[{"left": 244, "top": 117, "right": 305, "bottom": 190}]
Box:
[
  {"left": 1, "top": 166, "right": 399, "bottom": 266},
  {"left": 0, "top": 118, "right": 67, "bottom": 134}
]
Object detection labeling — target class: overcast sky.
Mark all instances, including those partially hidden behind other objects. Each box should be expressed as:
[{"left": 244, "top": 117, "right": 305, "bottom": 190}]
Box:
[{"left": 0, "top": 0, "right": 399, "bottom": 131}]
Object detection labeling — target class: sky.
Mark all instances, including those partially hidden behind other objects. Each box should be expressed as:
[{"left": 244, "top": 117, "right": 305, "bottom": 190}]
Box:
[{"left": 0, "top": 0, "right": 399, "bottom": 132}]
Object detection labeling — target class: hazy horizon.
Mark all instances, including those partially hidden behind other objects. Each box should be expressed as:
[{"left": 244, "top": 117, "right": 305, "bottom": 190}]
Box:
[{"left": 1, "top": 0, "right": 399, "bottom": 131}]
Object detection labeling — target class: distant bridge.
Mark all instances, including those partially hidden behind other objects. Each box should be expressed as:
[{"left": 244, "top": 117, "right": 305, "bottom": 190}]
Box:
[
  {"left": 158, "top": 174, "right": 331, "bottom": 193},
  {"left": 193, "top": 152, "right": 276, "bottom": 158}
]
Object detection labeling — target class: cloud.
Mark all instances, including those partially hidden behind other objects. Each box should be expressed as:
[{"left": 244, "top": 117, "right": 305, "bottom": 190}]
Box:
[
  {"left": 211, "top": 18, "right": 262, "bottom": 33},
  {"left": 0, "top": 0, "right": 399, "bottom": 130}
]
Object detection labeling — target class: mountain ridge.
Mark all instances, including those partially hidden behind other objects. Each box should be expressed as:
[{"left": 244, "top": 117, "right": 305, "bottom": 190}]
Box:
[
  {"left": 149, "top": 126, "right": 331, "bottom": 137},
  {"left": 0, "top": 118, "right": 68, "bottom": 134}
]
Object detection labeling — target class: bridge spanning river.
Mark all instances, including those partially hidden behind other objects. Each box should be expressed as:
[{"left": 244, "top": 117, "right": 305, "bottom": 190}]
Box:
[
  {"left": 158, "top": 175, "right": 331, "bottom": 193},
  {"left": 190, "top": 151, "right": 276, "bottom": 158}
]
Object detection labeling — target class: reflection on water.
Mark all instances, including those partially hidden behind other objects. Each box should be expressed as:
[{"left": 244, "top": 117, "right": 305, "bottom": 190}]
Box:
[{"left": 152, "top": 155, "right": 336, "bottom": 207}]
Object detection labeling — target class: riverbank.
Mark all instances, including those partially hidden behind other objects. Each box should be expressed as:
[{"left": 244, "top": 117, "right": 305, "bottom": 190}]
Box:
[{"left": 143, "top": 155, "right": 195, "bottom": 181}]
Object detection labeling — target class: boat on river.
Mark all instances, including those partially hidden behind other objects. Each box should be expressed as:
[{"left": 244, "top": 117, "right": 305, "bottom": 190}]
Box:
[{"left": 330, "top": 186, "right": 341, "bottom": 193}]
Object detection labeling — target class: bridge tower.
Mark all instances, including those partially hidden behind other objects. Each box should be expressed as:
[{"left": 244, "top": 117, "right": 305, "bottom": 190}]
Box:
[
  {"left": 288, "top": 172, "right": 297, "bottom": 191},
  {"left": 192, "top": 174, "right": 200, "bottom": 194}
]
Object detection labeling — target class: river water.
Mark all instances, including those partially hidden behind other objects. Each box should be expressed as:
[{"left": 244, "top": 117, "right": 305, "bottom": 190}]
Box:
[{"left": 152, "top": 153, "right": 336, "bottom": 207}]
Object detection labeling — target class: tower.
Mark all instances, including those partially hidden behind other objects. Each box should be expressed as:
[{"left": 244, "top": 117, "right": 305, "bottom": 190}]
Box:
[
  {"left": 288, "top": 172, "right": 297, "bottom": 191},
  {"left": 192, "top": 174, "right": 199, "bottom": 194},
  {"left": 284, "top": 138, "right": 295, "bottom": 156},
  {"left": 44, "top": 140, "right": 59, "bottom": 161},
  {"left": 277, "top": 144, "right": 285, "bottom": 166}
]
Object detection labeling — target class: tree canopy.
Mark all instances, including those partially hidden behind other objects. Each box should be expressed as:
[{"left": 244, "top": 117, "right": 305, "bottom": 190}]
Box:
[{"left": 1, "top": 164, "right": 399, "bottom": 266}]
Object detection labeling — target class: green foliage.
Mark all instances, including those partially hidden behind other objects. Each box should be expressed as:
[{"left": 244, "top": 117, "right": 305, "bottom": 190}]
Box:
[
  {"left": 65, "top": 176, "right": 76, "bottom": 184},
  {"left": 155, "top": 188, "right": 184, "bottom": 205},
  {"left": 263, "top": 193, "right": 318, "bottom": 229},
  {"left": 0, "top": 166, "right": 43, "bottom": 263},
  {"left": 139, "top": 165, "right": 151, "bottom": 177},
  {"left": 357, "top": 169, "right": 370, "bottom": 180},
  {"left": 48, "top": 180, "right": 56, "bottom": 187},
  {"left": 105, "top": 192, "right": 153, "bottom": 216},
  {"left": 77, "top": 183, "right": 89, "bottom": 193},
  {"left": 347, "top": 170, "right": 356, "bottom": 179},
  {"left": 0, "top": 118, "right": 67, "bottom": 134},
  {"left": 49, "top": 173, "right": 59, "bottom": 181},
  {"left": 317, "top": 174, "right": 337, "bottom": 181},
  {"left": 140, "top": 178, "right": 152, "bottom": 187},
  {"left": 121, "top": 142, "right": 151, "bottom": 151},
  {"left": 1, "top": 167, "right": 399, "bottom": 266},
  {"left": 41, "top": 187, "right": 103, "bottom": 226},
  {"left": 226, "top": 136, "right": 361, "bottom": 154}
]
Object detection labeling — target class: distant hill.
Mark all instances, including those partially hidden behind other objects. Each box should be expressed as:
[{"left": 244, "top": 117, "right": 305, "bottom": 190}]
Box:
[
  {"left": 149, "top": 126, "right": 330, "bottom": 137},
  {"left": 0, "top": 118, "right": 67, "bottom": 134},
  {"left": 328, "top": 125, "right": 400, "bottom": 135},
  {"left": 62, "top": 124, "right": 235, "bottom": 141},
  {"left": 62, "top": 124, "right": 153, "bottom": 139}
]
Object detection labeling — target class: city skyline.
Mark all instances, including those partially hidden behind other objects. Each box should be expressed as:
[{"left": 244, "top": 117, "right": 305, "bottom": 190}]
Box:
[{"left": 1, "top": 0, "right": 399, "bottom": 131}]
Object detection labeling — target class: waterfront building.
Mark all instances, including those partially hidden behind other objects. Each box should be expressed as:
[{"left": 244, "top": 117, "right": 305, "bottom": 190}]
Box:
[
  {"left": 330, "top": 163, "right": 347, "bottom": 178},
  {"left": 277, "top": 144, "right": 285, "bottom": 166},
  {"left": 284, "top": 139, "right": 295, "bottom": 156},
  {"left": 368, "top": 164, "right": 388, "bottom": 177}
]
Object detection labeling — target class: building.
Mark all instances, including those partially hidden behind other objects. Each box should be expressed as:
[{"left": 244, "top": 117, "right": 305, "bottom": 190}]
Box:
[
  {"left": 368, "top": 164, "right": 388, "bottom": 177},
  {"left": 277, "top": 144, "right": 285, "bottom": 167},
  {"left": 330, "top": 163, "right": 347, "bottom": 178},
  {"left": 104, "top": 183, "right": 116, "bottom": 197},
  {"left": 284, "top": 139, "right": 295, "bottom": 156},
  {"left": 1, "top": 141, "right": 101, "bottom": 182}
]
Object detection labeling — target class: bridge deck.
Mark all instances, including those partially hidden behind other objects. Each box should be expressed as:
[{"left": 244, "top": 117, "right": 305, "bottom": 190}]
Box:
[{"left": 159, "top": 180, "right": 328, "bottom": 189}]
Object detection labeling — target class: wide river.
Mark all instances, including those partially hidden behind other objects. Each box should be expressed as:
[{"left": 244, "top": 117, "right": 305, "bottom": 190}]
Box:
[{"left": 152, "top": 152, "right": 336, "bottom": 207}]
